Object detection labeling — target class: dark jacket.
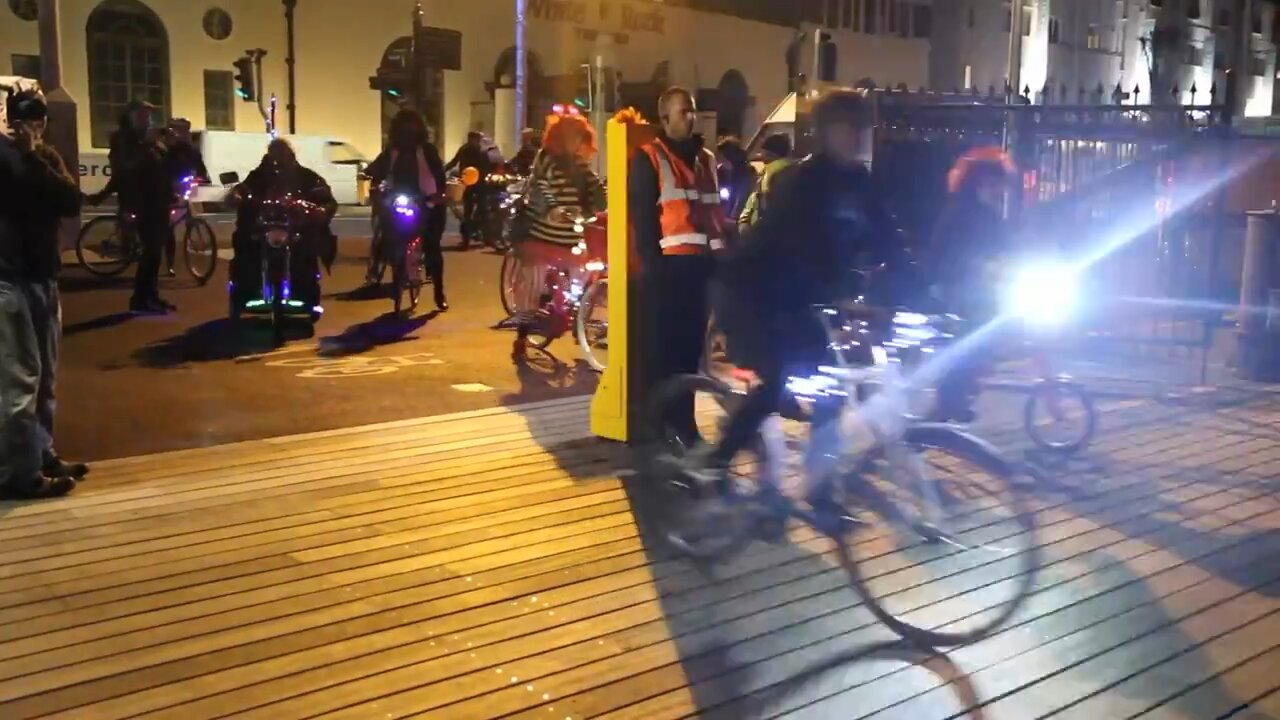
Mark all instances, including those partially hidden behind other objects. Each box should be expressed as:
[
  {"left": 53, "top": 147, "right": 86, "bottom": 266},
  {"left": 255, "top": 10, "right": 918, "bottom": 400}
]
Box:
[
  {"left": 628, "top": 132, "right": 708, "bottom": 272},
  {"left": 510, "top": 142, "right": 539, "bottom": 177},
  {"left": 444, "top": 143, "right": 494, "bottom": 178},
  {"left": 0, "top": 137, "right": 81, "bottom": 280},
  {"left": 366, "top": 140, "right": 446, "bottom": 195},
  {"left": 928, "top": 195, "right": 1010, "bottom": 320},
  {"left": 715, "top": 154, "right": 907, "bottom": 368},
  {"left": 108, "top": 125, "right": 170, "bottom": 216}
]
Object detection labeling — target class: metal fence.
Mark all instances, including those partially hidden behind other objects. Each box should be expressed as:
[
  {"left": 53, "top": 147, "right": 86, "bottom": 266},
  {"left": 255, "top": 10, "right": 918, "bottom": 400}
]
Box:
[{"left": 867, "top": 90, "right": 1239, "bottom": 381}]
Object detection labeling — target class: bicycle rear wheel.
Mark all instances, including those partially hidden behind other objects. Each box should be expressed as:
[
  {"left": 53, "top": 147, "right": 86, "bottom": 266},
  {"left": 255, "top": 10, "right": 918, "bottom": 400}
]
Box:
[
  {"left": 576, "top": 277, "right": 608, "bottom": 372},
  {"left": 182, "top": 217, "right": 218, "bottom": 285},
  {"left": 647, "top": 374, "right": 762, "bottom": 562},
  {"left": 1024, "top": 378, "right": 1096, "bottom": 454},
  {"left": 499, "top": 247, "right": 520, "bottom": 316},
  {"left": 77, "top": 216, "right": 134, "bottom": 277},
  {"left": 838, "top": 425, "right": 1038, "bottom": 646}
]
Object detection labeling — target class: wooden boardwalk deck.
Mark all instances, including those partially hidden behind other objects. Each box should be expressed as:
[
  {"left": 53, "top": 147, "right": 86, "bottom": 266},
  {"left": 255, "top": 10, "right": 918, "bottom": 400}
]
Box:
[{"left": 2, "top": 391, "right": 1279, "bottom": 719}]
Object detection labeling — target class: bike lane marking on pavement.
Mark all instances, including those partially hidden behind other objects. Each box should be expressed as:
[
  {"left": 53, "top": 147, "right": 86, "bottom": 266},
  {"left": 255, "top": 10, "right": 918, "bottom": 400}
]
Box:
[{"left": 264, "top": 352, "right": 445, "bottom": 378}]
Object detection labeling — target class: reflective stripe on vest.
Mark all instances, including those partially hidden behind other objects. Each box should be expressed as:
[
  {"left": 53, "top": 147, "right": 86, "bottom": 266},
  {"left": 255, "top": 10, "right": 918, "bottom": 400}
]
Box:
[{"left": 643, "top": 140, "right": 725, "bottom": 256}]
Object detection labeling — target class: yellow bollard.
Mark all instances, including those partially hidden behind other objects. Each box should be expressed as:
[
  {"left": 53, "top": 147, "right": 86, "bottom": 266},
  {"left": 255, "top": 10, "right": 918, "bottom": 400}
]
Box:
[{"left": 591, "top": 118, "right": 657, "bottom": 442}]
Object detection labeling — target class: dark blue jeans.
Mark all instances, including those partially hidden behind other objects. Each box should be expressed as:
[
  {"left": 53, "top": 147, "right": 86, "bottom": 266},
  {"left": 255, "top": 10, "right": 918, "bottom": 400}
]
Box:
[{"left": 0, "top": 280, "right": 42, "bottom": 484}]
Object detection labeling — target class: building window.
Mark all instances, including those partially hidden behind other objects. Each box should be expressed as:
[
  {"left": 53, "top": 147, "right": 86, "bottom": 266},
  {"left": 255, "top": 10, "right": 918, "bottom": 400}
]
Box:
[
  {"left": 967, "top": 5, "right": 975, "bottom": 29},
  {"left": 203, "top": 69, "right": 234, "bottom": 131},
  {"left": 1217, "top": 8, "right": 1231, "bottom": 27},
  {"left": 86, "top": 1, "right": 171, "bottom": 148},
  {"left": 11, "top": 53, "right": 40, "bottom": 78},
  {"left": 1184, "top": 44, "right": 1204, "bottom": 66},
  {"left": 865, "top": 0, "right": 877, "bottom": 34},
  {"left": 1049, "top": 17, "right": 1061, "bottom": 44},
  {"left": 1087, "top": 25, "right": 1101, "bottom": 50},
  {"left": 202, "top": 8, "right": 233, "bottom": 41},
  {"left": 7, "top": 0, "right": 37, "bottom": 22},
  {"left": 1003, "top": 2, "right": 1031, "bottom": 36},
  {"left": 1250, "top": 54, "right": 1267, "bottom": 76}
]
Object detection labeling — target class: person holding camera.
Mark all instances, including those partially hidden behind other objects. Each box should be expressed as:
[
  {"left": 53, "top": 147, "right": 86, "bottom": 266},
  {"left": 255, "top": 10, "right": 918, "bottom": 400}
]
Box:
[{"left": 0, "top": 86, "right": 88, "bottom": 498}]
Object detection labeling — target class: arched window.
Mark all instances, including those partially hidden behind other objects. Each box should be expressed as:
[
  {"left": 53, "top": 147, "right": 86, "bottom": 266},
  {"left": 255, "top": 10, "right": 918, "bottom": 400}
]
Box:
[{"left": 86, "top": 0, "right": 170, "bottom": 148}]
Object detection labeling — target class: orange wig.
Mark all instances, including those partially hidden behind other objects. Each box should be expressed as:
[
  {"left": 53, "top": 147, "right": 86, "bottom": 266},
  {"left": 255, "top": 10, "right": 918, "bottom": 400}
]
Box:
[
  {"left": 946, "top": 146, "right": 1017, "bottom": 194},
  {"left": 542, "top": 110, "right": 597, "bottom": 162}
]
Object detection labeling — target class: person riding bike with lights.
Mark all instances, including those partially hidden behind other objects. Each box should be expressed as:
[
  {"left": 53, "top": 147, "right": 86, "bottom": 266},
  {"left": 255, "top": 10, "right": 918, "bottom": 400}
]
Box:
[
  {"left": 672, "top": 88, "right": 912, "bottom": 534},
  {"left": 927, "top": 146, "right": 1018, "bottom": 423},
  {"left": 365, "top": 109, "right": 449, "bottom": 311}
]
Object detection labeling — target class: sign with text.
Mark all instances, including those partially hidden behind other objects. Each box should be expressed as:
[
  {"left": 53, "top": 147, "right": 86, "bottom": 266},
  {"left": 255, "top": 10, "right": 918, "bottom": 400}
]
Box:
[
  {"left": 529, "top": 0, "right": 665, "bottom": 35},
  {"left": 415, "top": 26, "right": 462, "bottom": 71}
]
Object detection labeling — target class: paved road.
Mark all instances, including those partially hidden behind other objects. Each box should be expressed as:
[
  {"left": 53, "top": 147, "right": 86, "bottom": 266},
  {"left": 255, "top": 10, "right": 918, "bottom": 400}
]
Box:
[{"left": 56, "top": 226, "right": 600, "bottom": 463}]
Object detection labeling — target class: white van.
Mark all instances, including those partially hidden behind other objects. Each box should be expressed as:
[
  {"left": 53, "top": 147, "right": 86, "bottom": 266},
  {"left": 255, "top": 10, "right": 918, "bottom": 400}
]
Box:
[{"left": 197, "top": 131, "right": 368, "bottom": 205}]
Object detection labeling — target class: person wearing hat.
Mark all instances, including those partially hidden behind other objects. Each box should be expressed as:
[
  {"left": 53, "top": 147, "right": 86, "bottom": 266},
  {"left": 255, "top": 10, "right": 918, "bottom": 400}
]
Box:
[
  {"left": 444, "top": 131, "right": 496, "bottom": 247},
  {"left": 737, "top": 133, "right": 793, "bottom": 232},
  {"left": 0, "top": 86, "right": 88, "bottom": 497},
  {"left": 106, "top": 99, "right": 176, "bottom": 314}
]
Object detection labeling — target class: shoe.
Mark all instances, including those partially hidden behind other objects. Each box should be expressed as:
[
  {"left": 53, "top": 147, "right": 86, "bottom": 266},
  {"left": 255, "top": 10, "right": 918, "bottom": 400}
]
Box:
[
  {"left": 152, "top": 296, "right": 178, "bottom": 312},
  {"left": 44, "top": 454, "right": 89, "bottom": 480},
  {"left": 165, "top": 267, "right": 177, "bottom": 278},
  {"left": 7, "top": 474, "right": 75, "bottom": 499},
  {"left": 434, "top": 291, "right": 449, "bottom": 312},
  {"left": 806, "top": 490, "right": 856, "bottom": 538}
]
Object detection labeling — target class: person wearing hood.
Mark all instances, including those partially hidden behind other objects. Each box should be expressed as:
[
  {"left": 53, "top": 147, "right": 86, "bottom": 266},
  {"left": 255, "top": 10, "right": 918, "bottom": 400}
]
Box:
[
  {"left": 0, "top": 87, "right": 87, "bottom": 497},
  {"left": 445, "top": 131, "right": 496, "bottom": 247},
  {"left": 365, "top": 109, "right": 449, "bottom": 311},
  {"left": 629, "top": 86, "right": 727, "bottom": 445}
]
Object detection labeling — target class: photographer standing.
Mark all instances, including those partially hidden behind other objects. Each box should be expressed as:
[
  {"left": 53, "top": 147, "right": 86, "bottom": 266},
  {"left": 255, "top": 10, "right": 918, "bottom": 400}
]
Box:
[{"left": 0, "top": 87, "right": 87, "bottom": 498}]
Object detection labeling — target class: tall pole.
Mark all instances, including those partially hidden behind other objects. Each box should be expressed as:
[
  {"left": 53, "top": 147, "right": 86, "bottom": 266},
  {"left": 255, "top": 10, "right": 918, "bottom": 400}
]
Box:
[
  {"left": 1006, "top": 0, "right": 1025, "bottom": 103},
  {"left": 515, "top": 0, "right": 527, "bottom": 143},
  {"left": 37, "top": 0, "right": 80, "bottom": 249},
  {"left": 283, "top": 0, "right": 297, "bottom": 134},
  {"left": 411, "top": 2, "right": 424, "bottom": 116}
]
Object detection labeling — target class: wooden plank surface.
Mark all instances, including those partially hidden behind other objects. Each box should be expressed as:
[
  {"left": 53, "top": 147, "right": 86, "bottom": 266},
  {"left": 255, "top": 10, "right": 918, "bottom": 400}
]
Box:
[{"left": 2, "top": 391, "right": 1278, "bottom": 719}]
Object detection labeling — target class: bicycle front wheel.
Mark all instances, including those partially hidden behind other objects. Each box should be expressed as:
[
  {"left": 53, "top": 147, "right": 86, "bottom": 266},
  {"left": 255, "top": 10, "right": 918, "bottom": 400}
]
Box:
[
  {"left": 182, "top": 217, "right": 218, "bottom": 285},
  {"left": 839, "top": 424, "right": 1039, "bottom": 646},
  {"left": 77, "top": 216, "right": 134, "bottom": 277},
  {"left": 1024, "top": 378, "right": 1096, "bottom": 455}
]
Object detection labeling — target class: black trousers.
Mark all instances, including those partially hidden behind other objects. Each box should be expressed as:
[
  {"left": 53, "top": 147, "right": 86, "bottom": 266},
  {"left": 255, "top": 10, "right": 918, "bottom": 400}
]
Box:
[
  {"left": 425, "top": 206, "right": 447, "bottom": 294},
  {"left": 461, "top": 186, "right": 487, "bottom": 240},
  {"left": 647, "top": 255, "right": 715, "bottom": 445},
  {"left": 132, "top": 212, "right": 168, "bottom": 302}
]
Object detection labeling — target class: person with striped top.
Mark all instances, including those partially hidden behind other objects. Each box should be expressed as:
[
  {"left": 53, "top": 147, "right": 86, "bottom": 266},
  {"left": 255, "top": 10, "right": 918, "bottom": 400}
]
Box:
[{"left": 509, "top": 110, "right": 605, "bottom": 361}]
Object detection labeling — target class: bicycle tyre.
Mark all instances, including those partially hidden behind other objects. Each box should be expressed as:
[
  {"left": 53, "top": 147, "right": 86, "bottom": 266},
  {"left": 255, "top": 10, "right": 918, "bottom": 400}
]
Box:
[
  {"left": 840, "top": 424, "right": 1039, "bottom": 647},
  {"left": 647, "top": 373, "right": 756, "bottom": 562},
  {"left": 76, "top": 216, "right": 134, "bottom": 277},
  {"left": 406, "top": 237, "right": 423, "bottom": 313},
  {"left": 182, "top": 217, "right": 218, "bottom": 285},
  {"left": 367, "top": 222, "right": 387, "bottom": 286},
  {"left": 499, "top": 247, "right": 519, "bottom": 316},
  {"left": 1024, "top": 378, "right": 1096, "bottom": 455},
  {"left": 576, "top": 277, "right": 608, "bottom": 372}
]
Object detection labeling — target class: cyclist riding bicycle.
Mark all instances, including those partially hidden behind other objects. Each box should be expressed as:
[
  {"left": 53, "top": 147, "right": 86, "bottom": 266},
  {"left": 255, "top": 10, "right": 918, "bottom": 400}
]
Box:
[
  {"left": 674, "top": 88, "right": 912, "bottom": 532},
  {"left": 927, "top": 147, "right": 1018, "bottom": 422},
  {"left": 365, "top": 109, "right": 448, "bottom": 310},
  {"left": 508, "top": 109, "right": 605, "bottom": 361}
]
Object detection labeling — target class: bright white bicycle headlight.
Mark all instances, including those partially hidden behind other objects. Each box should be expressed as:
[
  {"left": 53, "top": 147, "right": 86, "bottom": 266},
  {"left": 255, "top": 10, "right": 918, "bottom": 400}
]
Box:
[{"left": 1006, "top": 261, "right": 1079, "bottom": 327}]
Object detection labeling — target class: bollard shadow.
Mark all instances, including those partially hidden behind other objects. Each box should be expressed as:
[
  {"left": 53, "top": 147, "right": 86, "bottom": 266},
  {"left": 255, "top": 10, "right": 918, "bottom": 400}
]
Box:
[
  {"left": 315, "top": 311, "right": 437, "bottom": 358},
  {"left": 128, "top": 318, "right": 316, "bottom": 368},
  {"left": 494, "top": 349, "right": 610, "bottom": 480}
]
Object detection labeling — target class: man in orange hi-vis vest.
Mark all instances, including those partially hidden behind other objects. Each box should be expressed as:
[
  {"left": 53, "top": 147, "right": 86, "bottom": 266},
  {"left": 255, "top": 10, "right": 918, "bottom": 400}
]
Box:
[{"left": 629, "top": 86, "right": 726, "bottom": 446}]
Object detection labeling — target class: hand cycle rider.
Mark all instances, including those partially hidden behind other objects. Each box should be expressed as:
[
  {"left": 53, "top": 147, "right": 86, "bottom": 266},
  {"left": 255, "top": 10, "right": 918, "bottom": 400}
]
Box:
[
  {"left": 364, "top": 109, "right": 449, "bottom": 311},
  {"left": 673, "top": 88, "right": 911, "bottom": 534},
  {"left": 224, "top": 138, "right": 338, "bottom": 311}
]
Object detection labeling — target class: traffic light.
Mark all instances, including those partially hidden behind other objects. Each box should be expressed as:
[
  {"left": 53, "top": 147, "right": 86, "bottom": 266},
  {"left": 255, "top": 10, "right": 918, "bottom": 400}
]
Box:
[
  {"left": 818, "top": 32, "right": 837, "bottom": 83},
  {"left": 233, "top": 56, "right": 255, "bottom": 101},
  {"left": 369, "top": 73, "right": 408, "bottom": 101},
  {"left": 574, "top": 63, "right": 594, "bottom": 111}
]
